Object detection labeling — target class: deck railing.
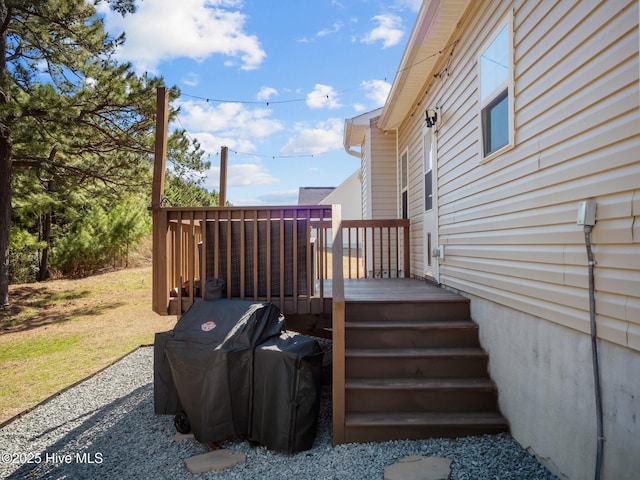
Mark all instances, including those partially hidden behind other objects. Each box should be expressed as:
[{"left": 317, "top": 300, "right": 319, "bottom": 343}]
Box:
[
  {"left": 151, "top": 204, "right": 410, "bottom": 316},
  {"left": 152, "top": 205, "right": 332, "bottom": 315}
]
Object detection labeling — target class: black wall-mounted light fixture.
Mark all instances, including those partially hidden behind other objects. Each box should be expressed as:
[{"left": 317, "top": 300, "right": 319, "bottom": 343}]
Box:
[{"left": 425, "top": 109, "right": 437, "bottom": 128}]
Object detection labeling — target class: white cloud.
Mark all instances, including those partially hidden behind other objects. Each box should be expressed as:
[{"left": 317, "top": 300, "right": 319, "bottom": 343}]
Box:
[
  {"left": 393, "top": 0, "right": 422, "bottom": 12},
  {"left": 192, "top": 132, "right": 256, "bottom": 156},
  {"left": 362, "top": 14, "right": 404, "bottom": 48},
  {"left": 280, "top": 119, "right": 344, "bottom": 155},
  {"left": 228, "top": 163, "right": 278, "bottom": 186},
  {"left": 306, "top": 84, "right": 343, "bottom": 110},
  {"left": 182, "top": 72, "right": 199, "bottom": 87},
  {"left": 101, "top": 0, "right": 266, "bottom": 73},
  {"left": 318, "top": 21, "right": 344, "bottom": 37},
  {"left": 257, "top": 86, "right": 278, "bottom": 101},
  {"left": 362, "top": 79, "right": 392, "bottom": 106},
  {"left": 176, "top": 100, "right": 284, "bottom": 151},
  {"left": 204, "top": 163, "right": 278, "bottom": 190},
  {"left": 257, "top": 189, "right": 299, "bottom": 204}
]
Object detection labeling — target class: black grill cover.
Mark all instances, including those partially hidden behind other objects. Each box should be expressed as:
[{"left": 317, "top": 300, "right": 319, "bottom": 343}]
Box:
[
  {"left": 250, "top": 332, "right": 323, "bottom": 453},
  {"left": 161, "top": 299, "right": 284, "bottom": 443},
  {"left": 154, "top": 298, "right": 323, "bottom": 452},
  {"left": 153, "top": 331, "right": 182, "bottom": 415}
]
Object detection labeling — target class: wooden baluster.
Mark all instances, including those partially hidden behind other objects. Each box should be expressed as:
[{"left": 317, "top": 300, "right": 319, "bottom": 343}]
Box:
[{"left": 266, "top": 211, "right": 272, "bottom": 302}]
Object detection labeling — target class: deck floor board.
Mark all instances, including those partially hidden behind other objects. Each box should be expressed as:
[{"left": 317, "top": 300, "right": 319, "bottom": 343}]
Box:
[{"left": 318, "top": 278, "right": 465, "bottom": 303}]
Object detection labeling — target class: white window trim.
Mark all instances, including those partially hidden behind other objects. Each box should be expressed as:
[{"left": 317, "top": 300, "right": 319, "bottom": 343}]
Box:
[
  {"left": 478, "top": 9, "right": 515, "bottom": 164},
  {"left": 399, "top": 147, "right": 409, "bottom": 218},
  {"left": 423, "top": 126, "right": 434, "bottom": 212}
]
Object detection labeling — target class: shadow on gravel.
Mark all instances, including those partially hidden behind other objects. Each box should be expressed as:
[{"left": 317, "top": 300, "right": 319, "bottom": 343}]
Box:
[{"left": 5, "top": 384, "right": 183, "bottom": 480}]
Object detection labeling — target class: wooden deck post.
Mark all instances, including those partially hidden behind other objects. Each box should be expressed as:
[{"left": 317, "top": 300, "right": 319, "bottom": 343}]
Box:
[
  {"left": 219, "top": 146, "right": 228, "bottom": 207},
  {"left": 152, "top": 87, "right": 169, "bottom": 208},
  {"left": 331, "top": 204, "right": 346, "bottom": 445},
  {"left": 152, "top": 87, "right": 169, "bottom": 314}
]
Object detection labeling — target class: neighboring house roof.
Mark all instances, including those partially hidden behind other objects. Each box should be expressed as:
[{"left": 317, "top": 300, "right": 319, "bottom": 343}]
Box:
[
  {"left": 343, "top": 108, "right": 383, "bottom": 158},
  {"left": 378, "top": 0, "right": 471, "bottom": 130},
  {"left": 297, "top": 187, "right": 335, "bottom": 205}
]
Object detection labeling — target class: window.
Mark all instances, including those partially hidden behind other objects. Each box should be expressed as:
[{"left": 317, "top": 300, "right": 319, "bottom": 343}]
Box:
[
  {"left": 423, "top": 130, "right": 433, "bottom": 211},
  {"left": 479, "top": 14, "right": 513, "bottom": 158},
  {"left": 400, "top": 149, "right": 408, "bottom": 219}
]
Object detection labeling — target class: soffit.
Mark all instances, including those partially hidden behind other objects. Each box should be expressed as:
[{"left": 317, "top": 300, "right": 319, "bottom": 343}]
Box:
[
  {"left": 378, "top": 0, "right": 471, "bottom": 131},
  {"left": 344, "top": 108, "right": 383, "bottom": 147}
]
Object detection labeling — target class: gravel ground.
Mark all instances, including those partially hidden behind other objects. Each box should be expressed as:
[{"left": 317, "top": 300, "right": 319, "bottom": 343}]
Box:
[{"left": 0, "top": 347, "right": 558, "bottom": 480}]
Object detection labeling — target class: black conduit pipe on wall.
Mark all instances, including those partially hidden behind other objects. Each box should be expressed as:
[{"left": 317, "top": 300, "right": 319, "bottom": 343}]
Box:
[{"left": 584, "top": 225, "right": 604, "bottom": 480}]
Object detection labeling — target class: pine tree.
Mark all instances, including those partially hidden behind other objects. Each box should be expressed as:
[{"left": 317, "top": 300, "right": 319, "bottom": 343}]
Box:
[{"left": 0, "top": 1, "right": 206, "bottom": 305}]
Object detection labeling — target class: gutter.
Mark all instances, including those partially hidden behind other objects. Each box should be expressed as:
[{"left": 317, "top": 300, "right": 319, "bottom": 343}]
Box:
[
  {"left": 343, "top": 118, "right": 363, "bottom": 158},
  {"left": 344, "top": 146, "right": 362, "bottom": 159}
]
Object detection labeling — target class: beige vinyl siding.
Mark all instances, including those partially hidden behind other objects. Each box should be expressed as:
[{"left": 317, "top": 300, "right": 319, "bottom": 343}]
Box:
[
  {"left": 369, "top": 119, "right": 398, "bottom": 220},
  {"left": 397, "top": 117, "right": 427, "bottom": 276},
  {"left": 360, "top": 142, "right": 369, "bottom": 219},
  {"left": 397, "top": 0, "right": 640, "bottom": 351}
]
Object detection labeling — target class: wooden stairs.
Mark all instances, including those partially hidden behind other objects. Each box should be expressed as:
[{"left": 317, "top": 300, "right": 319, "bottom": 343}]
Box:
[{"left": 339, "top": 288, "right": 509, "bottom": 443}]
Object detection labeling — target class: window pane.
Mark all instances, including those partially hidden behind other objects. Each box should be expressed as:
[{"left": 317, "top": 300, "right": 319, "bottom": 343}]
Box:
[
  {"left": 424, "top": 170, "right": 433, "bottom": 211},
  {"left": 424, "top": 132, "right": 432, "bottom": 171},
  {"left": 402, "top": 191, "right": 408, "bottom": 219},
  {"left": 483, "top": 89, "right": 509, "bottom": 155},
  {"left": 401, "top": 151, "right": 408, "bottom": 189},
  {"left": 481, "top": 24, "right": 508, "bottom": 101},
  {"left": 489, "top": 93, "right": 509, "bottom": 151}
]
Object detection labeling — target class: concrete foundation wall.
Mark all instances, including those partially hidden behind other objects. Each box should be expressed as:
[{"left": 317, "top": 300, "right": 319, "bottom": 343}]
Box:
[{"left": 466, "top": 294, "right": 640, "bottom": 480}]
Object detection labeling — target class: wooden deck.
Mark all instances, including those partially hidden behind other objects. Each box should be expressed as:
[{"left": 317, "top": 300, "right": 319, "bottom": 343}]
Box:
[
  {"left": 342, "top": 278, "right": 461, "bottom": 302},
  {"left": 318, "top": 278, "right": 460, "bottom": 301}
]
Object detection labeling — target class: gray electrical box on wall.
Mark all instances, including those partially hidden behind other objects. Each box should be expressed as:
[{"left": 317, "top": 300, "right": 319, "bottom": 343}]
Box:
[{"left": 577, "top": 199, "right": 596, "bottom": 226}]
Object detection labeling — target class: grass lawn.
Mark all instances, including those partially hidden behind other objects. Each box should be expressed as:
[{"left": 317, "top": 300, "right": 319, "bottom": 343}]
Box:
[{"left": 0, "top": 266, "right": 176, "bottom": 425}]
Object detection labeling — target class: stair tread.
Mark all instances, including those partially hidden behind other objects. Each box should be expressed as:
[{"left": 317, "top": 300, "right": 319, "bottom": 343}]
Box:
[
  {"left": 346, "top": 411, "right": 508, "bottom": 427},
  {"left": 345, "top": 320, "right": 476, "bottom": 329},
  {"left": 345, "top": 377, "right": 497, "bottom": 390},
  {"left": 346, "top": 347, "right": 488, "bottom": 358},
  {"left": 345, "top": 293, "right": 468, "bottom": 303}
]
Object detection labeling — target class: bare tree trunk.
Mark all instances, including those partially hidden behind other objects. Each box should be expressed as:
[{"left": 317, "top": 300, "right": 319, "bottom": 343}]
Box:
[
  {"left": 0, "top": 132, "right": 11, "bottom": 307},
  {"left": 37, "top": 209, "right": 51, "bottom": 281},
  {"left": 0, "top": 1, "right": 12, "bottom": 307}
]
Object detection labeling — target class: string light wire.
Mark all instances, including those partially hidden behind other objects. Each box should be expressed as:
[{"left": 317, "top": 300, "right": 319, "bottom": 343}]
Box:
[
  {"left": 172, "top": 41, "right": 459, "bottom": 161},
  {"left": 178, "top": 40, "right": 458, "bottom": 106}
]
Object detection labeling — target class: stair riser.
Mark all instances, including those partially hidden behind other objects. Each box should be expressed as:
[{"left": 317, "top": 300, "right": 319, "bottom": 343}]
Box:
[
  {"left": 345, "top": 389, "right": 498, "bottom": 413},
  {"left": 346, "top": 328, "right": 479, "bottom": 349},
  {"left": 343, "top": 424, "right": 509, "bottom": 443},
  {"left": 345, "top": 301, "right": 470, "bottom": 323},
  {"left": 345, "top": 357, "right": 489, "bottom": 378}
]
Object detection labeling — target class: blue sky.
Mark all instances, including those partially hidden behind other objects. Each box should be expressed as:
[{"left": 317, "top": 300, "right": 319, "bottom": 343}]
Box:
[{"left": 98, "top": 0, "right": 421, "bottom": 205}]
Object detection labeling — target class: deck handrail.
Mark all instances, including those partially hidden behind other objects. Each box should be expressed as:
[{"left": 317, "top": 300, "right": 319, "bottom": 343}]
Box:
[
  {"left": 152, "top": 205, "right": 332, "bottom": 316},
  {"left": 310, "top": 218, "right": 410, "bottom": 280},
  {"left": 152, "top": 205, "right": 411, "bottom": 316}
]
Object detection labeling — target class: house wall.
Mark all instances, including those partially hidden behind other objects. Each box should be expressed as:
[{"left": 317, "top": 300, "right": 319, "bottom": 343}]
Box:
[
  {"left": 394, "top": 0, "right": 639, "bottom": 478},
  {"left": 367, "top": 118, "right": 398, "bottom": 220},
  {"left": 470, "top": 293, "right": 640, "bottom": 480},
  {"left": 320, "top": 170, "right": 361, "bottom": 221},
  {"left": 361, "top": 127, "right": 372, "bottom": 219},
  {"left": 397, "top": 114, "right": 427, "bottom": 277}
]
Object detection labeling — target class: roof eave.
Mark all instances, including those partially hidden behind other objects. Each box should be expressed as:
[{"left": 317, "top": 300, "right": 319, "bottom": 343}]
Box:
[
  {"left": 343, "top": 108, "right": 384, "bottom": 157},
  {"left": 378, "top": 0, "right": 472, "bottom": 131},
  {"left": 343, "top": 108, "right": 384, "bottom": 147}
]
